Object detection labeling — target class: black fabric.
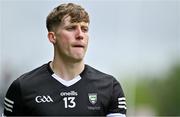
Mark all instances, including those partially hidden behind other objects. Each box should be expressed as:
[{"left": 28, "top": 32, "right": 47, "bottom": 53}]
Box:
[{"left": 4, "top": 62, "right": 126, "bottom": 116}]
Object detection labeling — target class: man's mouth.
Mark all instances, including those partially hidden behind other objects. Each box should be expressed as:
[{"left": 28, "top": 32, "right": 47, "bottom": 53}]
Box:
[{"left": 72, "top": 44, "right": 85, "bottom": 48}]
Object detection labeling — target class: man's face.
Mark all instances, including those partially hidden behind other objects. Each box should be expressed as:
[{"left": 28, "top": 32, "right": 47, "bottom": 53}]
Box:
[{"left": 53, "top": 16, "right": 89, "bottom": 62}]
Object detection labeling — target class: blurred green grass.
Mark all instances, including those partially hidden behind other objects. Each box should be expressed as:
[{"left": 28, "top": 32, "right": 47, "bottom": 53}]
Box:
[{"left": 122, "top": 62, "right": 180, "bottom": 116}]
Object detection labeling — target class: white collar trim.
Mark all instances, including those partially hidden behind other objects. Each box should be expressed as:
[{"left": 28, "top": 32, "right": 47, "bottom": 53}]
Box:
[{"left": 51, "top": 73, "right": 81, "bottom": 87}]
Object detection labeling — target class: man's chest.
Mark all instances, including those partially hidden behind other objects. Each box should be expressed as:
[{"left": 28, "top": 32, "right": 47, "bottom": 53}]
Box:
[{"left": 23, "top": 84, "right": 109, "bottom": 116}]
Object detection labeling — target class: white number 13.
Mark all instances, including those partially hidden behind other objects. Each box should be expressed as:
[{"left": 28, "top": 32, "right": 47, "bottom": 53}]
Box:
[{"left": 63, "top": 97, "right": 76, "bottom": 108}]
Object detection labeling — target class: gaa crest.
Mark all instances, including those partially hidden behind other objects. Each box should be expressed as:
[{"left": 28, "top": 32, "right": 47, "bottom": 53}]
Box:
[{"left": 88, "top": 93, "right": 97, "bottom": 105}]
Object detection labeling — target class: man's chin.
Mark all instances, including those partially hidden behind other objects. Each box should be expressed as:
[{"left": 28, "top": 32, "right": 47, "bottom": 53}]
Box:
[
  {"left": 73, "top": 57, "right": 84, "bottom": 63},
  {"left": 68, "top": 56, "right": 84, "bottom": 63}
]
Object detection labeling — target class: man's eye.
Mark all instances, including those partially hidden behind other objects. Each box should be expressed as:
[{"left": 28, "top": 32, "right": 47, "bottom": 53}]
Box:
[
  {"left": 66, "top": 27, "right": 75, "bottom": 31},
  {"left": 82, "top": 27, "right": 88, "bottom": 32}
]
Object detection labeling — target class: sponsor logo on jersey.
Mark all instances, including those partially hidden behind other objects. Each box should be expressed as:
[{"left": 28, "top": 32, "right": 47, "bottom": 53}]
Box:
[
  {"left": 60, "top": 91, "right": 78, "bottom": 96},
  {"left": 88, "top": 93, "right": 97, "bottom": 105},
  {"left": 35, "top": 95, "right": 53, "bottom": 103}
]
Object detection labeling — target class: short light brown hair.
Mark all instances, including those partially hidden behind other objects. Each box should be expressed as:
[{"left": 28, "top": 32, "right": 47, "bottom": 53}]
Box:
[{"left": 46, "top": 3, "right": 90, "bottom": 32}]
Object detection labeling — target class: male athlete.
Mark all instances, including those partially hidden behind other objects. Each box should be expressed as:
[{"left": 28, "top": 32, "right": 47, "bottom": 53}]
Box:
[{"left": 3, "top": 3, "right": 127, "bottom": 116}]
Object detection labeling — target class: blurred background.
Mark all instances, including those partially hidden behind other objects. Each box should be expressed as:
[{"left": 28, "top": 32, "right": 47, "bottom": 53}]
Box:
[{"left": 0, "top": 0, "right": 180, "bottom": 116}]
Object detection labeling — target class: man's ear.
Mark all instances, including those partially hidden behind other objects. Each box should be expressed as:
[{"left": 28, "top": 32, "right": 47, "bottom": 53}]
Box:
[{"left": 48, "top": 32, "right": 56, "bottom": 44}]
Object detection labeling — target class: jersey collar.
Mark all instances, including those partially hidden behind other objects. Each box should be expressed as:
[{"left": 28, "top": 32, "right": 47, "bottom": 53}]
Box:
[
  {"left": 51, "top": 73, "right": 81, "bottom": 87},
  {"left": 47, "top": 61, "right": 82, "bottom": 87}
]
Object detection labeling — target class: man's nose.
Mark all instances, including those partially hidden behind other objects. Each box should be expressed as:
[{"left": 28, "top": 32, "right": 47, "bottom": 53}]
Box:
[{"left": 75, "top": 27, "right": 83, "bottom": 40}]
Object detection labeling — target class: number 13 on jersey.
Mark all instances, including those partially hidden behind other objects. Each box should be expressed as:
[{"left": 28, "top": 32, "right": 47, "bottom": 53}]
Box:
[{"left": 63, "top": 97, "right": 76, "bottom": 108}]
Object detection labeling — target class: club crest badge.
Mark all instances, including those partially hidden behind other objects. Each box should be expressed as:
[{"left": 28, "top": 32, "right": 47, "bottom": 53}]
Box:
[{"left": 88, "top": 93, "right": 97, "bottom": 105}]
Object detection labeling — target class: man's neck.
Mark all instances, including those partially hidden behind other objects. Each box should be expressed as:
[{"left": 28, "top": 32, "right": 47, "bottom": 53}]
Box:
[{"left": 50, "top": 58, "right": 85, "bottom": 81}]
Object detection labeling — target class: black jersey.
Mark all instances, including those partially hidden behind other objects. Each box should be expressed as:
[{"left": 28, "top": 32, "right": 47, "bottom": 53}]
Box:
[{"left": 3, "top": 62, "right": 127, "bottom": 116}]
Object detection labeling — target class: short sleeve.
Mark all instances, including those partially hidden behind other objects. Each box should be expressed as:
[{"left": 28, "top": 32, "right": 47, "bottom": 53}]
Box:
[
  {"left": 106, "top": 78, "right": 127, "bottom": 117},
  {"left": 3, "top": 79, "right": 24, "bottom": 116}
]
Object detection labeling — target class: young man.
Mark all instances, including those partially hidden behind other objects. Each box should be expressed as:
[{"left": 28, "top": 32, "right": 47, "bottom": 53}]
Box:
[{"left": 3, "top": 3, "right": 127, "bottom": 116}]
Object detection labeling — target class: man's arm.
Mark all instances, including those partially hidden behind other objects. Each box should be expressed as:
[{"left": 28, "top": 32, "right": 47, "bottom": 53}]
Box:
[
  {"left": 3, "top": 79, "right": 24, "bottom": 116},
  {"left": 106, "top": 78, "right": 127, "bottom": 117}
]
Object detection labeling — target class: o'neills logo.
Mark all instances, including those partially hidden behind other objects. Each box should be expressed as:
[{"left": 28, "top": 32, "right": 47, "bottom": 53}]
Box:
[{"left": 60, "top": 91, "right": 78, "bottom": 96}]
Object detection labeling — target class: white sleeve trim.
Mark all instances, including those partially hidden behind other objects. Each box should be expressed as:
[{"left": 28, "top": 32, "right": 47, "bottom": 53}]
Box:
[
  {"left": 106, "top": 113, "right": 126, "bottom": 117},
  {"left": 2, "top": 113, "right": 6, "bottom": 117}
]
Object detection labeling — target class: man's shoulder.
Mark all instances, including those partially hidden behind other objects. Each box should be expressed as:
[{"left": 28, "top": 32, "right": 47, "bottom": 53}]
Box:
[
  {"left": 83, "top": 64, "right": 116, "bottom": 81},
  {"left": 5, "top": 62, "right": 51, "bottom": 99},
  {"left": 17, "top": 62, "right": 50, "bottom": 83}
]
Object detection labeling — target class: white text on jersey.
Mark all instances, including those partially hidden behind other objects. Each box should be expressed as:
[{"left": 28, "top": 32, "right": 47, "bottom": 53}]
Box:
[{"left": 35, "top": 95, "right": 53, "bottom": 103}]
